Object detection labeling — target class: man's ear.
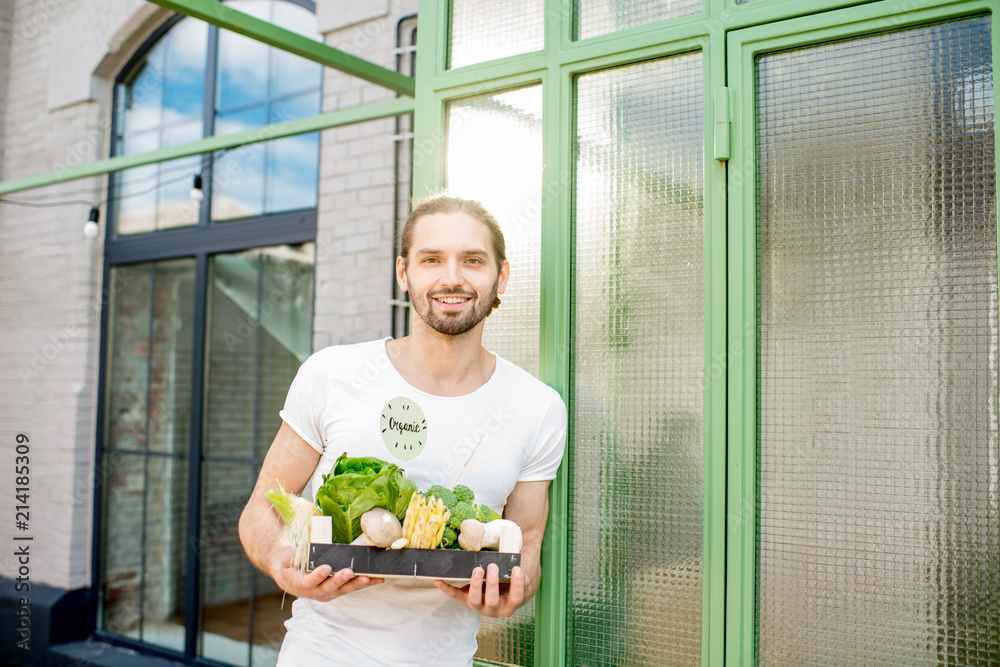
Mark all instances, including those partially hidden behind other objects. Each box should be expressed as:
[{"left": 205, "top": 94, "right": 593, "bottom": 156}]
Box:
[
  {"left": 497, "top": 259, "right": 510, "bottom": 295},
  {"left": 395, "top": 256, "right": 409, "bottom": 292}
]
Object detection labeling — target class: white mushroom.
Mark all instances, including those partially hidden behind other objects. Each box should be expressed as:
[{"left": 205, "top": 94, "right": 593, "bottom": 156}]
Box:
[
  {"left": 352, "top": 507, "right": 402, "bottom": 548},
  {"left": 351, "top": 533, "right": 374, "bottom": 546},
  {"left": 481, "top": 519, "right": 522, "bottom": 553}
]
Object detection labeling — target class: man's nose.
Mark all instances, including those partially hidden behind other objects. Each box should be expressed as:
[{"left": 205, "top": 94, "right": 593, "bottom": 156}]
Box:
[{"left": 441, "top": 258, "right": 463, "bottom": 285}]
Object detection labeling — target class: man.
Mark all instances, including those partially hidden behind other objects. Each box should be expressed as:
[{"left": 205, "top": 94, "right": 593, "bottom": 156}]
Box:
[{"left": 239, "top": 195, "right": 567, "bottom": 666}]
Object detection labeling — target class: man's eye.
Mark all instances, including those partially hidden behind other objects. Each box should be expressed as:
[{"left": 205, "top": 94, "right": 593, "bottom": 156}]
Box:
[
  {"left": 467, "top": 258, "right": 483, "bottom": 265},
  {"left": 422, "top": 257, "right": 439, "bottom": 263}
]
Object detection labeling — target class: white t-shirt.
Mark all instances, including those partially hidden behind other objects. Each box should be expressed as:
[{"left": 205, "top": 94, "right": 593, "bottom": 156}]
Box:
[{"left": 275, "top": 338, "right": 567, "bottom": 667}]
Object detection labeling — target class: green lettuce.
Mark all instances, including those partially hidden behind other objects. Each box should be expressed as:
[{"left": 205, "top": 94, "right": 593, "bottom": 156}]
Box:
[{"left": 315, "top": 453, "right": 417, "bottom": 544}]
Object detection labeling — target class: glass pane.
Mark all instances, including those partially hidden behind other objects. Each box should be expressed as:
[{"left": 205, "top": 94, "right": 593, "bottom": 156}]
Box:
[
  {"left": 270, "top": 2, "right": 323, "bottom": 100},
  {"left": 446, "top": 86, "right": 543, "bottom": 382},
  {"left": 256, "top": 245, "right": 315, "bottom": 449},
  {"left": 266, "top": 92, "right": 321, "bottom": 214},
  {"left": 199, "top": 461, "right": 258, "bottom": 666},
  {"left": 213, "top": 107, "right": 268, "bottom": 221},
  {"left": 217, "top": 31, "right": 269, "bottom": 111},
  {"left": 101, "top": 451, "right": 189, "bottom": 649},
  {"left": 213, "top": 98, "right": 320, "bottom": 221},
  {"left": 204, "top": 244, "right": 315, "bottom": 459},
  {"left": 102, "top": 258, "right": 196, "bottom": 650},
  {"left": 106, "top": 260, "right": 196, "bottom": 453},
  {"left": 106, "top": 264, "right": 154, "bottom": 452},
  {"left": 122, "top": 18, "right": 206, "bottom": 134},
  {"left": 148, "top": 262, "right": 196, "bottom": 454},
  {"left": 449, "top": 0, "right": 544, "bottom": 68},
  {"left": 114, "top": 154, "right": 203, "bottom": 235},
  {"left": 249, "top": 569, "right": 290, "bottom": 667},
  {"left": 140, "top": 454, "right": 190, "bottom": 652},
  {"left": 576, "top": 0, "right": 700, "bottom": 41},
  {"left": 115, "top": 17, "right": 207, "bottom": 236},
  {"left": 572, "top": 54, "right": 704, "bottom": 666},
  {"left": 755, "top": 17, "right": 1000, "bottom": 664},
  {"left": 218, "top": 0, "right": 322, "bottom": 109},
  {"left": 101, "top": 450, "right": 146, "bottom": 641}
]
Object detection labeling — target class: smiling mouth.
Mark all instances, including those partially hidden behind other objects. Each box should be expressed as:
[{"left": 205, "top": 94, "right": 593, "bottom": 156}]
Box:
[{"left": 434, "top": 297, "right": 470, "bottom": 304}]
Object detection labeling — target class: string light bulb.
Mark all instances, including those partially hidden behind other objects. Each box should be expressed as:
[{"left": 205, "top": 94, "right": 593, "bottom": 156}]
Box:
[
  {"left": 189, "top": 174, "right": 204, "bottom": 202},
  {"left": 82, "top": 206, "right": 100, "bottom": 239}
]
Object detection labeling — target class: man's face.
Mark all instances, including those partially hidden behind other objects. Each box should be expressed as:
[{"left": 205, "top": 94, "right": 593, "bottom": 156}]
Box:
[{"left": 397, "top": 212, "right": 509, "bottom": 337}]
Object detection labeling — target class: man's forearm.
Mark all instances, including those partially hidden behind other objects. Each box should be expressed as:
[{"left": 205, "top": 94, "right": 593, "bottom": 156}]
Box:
[
  {"left": 519, "top": 546, "right": 542, "bottom": 602},
  {"left": 239, "top": 496, "right": 285, "bottom": 580}
]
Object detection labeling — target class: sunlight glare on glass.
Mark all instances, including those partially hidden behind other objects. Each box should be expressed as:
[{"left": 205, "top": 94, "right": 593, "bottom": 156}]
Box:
[{"left": 445, "top": 87, "right": 543, "bottom": 250}]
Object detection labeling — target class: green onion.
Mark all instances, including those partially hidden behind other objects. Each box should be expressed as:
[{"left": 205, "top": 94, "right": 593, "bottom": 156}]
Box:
[{"left": 266, "top": 481, "right": 321, "bottom": 571}]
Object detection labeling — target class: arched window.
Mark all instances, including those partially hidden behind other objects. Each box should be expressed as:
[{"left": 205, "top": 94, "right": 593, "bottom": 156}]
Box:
[
  {"left": 98, "top": 4, "right": 319, "bottom": 666},
  {"left": 111, "top": 0, "right": 322, "bottom": 234}
]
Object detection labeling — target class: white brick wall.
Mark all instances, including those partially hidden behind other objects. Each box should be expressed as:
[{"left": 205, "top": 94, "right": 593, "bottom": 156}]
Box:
[
  {"left": 313, "top": 0, "right": 416, "bottom": 349},
  {"left": 0, "top": 0, "right": 170, "bottom": 591}
]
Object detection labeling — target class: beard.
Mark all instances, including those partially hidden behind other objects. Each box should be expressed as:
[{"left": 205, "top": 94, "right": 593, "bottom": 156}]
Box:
[{"left": 412, "top": 279, "right": 500, "bottom": 336}]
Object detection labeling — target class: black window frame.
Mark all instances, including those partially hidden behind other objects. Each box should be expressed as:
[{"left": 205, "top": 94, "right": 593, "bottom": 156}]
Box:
[{"left": 91, "top": 2, "right": 320, "bottom": 663}]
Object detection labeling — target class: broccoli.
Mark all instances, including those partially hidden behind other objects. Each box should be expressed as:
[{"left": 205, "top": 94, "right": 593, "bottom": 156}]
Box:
[
  {"left": 476, "top": 504, "right": 501, "bottom": 523},
  {"left": 447, "top": 501, "right": 476, "bottom": 531},
  {"left": 453, "top": 484, "right": 475, "bottom": 505},
  {"left": 440, "top": 526, "right": 458, "bottom": 548},
  {"left": 424, "top": 484, "right": 457, "bottom": 508}
]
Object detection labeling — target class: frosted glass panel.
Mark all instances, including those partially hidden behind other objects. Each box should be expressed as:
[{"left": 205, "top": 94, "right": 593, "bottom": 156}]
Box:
[
  {"left": 445, "top": 85, "right": 543, "bottom": 665},
  {"left": 572, "top": 53, "right": 704, "bottom": 666},
  {"left": 449, "top": 0, "right": 544, "bottom": 68},
  {"left": 577, "top": 0, "right": 700, "bottom": 40},
  {"left": 756, "top": 17, "right": 1000, "bottom": 665},
  {"left": 446, "top": 86, "right": 543, "bottom": 380}
]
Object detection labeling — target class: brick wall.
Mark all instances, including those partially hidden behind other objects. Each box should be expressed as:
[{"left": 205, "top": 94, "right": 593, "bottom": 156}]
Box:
[
  {"left": 0, "top": 0, "right": 133, "bottom": 592},
  {"left": 313, "top": 0, "right": 417, "bottom": 349}
]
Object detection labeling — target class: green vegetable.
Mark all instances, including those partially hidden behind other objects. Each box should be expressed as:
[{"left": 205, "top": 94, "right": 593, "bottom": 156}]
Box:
[
  {"left": 425, "top": 484, "right": 457, "bottom": 508},
  {"left": 266, "top": 482, "right": 321, "bottom": 570},
  {"left": 315, "top": 453, "right": 417, "bottom": 544},
  {"left": 476, "top": 504, "right": 501, "bottom": 524},
  {"left": 453, "top": 485, "right": 475, "bottom": 505},
  {"left": 418, "top": 484, "right": 498, "bottom": 548},
  {"left": 447, "top": 501, "right": 476, "bottom": 531}
]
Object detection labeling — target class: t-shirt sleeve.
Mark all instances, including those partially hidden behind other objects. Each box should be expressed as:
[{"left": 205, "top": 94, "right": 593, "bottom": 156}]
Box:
[
  {"left": 277, "top": 351, "right": 329, "bottom": 454},
  {"left": 518, "top": 388, "right": 568, "bottom": 482}
]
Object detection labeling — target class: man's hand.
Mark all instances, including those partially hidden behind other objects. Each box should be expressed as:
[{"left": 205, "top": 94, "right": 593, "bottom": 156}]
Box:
[
  {"left": 433, "top": 479, "right": 551, "bottom": 618},
  {"left": 434, "top": 564, "right": 527, "bottom": 617},
  {"left": 241, "top": 423, "right": 384, "bottom": 603},
  {"left": 274, "top": 549, "right": 384, "bottom": 602}
]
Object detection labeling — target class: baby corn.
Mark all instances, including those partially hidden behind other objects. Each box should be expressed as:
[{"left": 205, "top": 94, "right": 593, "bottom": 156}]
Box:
[{"left": 401, "top": 493, "right": 451, "bottom": 549}]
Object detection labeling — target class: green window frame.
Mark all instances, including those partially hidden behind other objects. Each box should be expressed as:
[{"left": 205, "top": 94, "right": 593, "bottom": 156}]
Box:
[
  {"left": 413, "top": 0, "right": 1000, "bottom": 665},
  {"left": 726, "top": 2, "right": 1000, "bottom": 665}
]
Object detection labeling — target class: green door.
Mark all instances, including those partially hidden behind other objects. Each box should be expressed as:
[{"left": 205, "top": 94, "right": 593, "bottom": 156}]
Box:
[{"left": 728, "top": 2, "right": 1000, "bottom": 664}]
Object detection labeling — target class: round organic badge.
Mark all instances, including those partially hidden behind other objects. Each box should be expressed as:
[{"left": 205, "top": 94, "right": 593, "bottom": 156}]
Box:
[{"left": 379, "top": 396, "right": 427, "bottom": 461}]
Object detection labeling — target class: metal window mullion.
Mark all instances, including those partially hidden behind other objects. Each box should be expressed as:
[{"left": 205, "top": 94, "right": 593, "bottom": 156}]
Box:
[
  {"left": 90, "top": 260, "right": 114, "bottom": 634},
  {"left": 200, "top": 23, "right": 220, "bottom": 229},
  {"left": 246, "top": 252, "right": 265, "bottom": 666},
  {"left": 533, "top": 0, "right": 571, "bottom": 662},
  {"left": 252, "top": 251, "right": 263, "bottom": 461},
  {"left": 137, "top": 262, "right": 159, "bottom": 642},
  {"left": 184, "top": 252, "right": 210, "bottom": 659},
  {"left": 702, "top": 9, "right": 728, "bottom": 663}
]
